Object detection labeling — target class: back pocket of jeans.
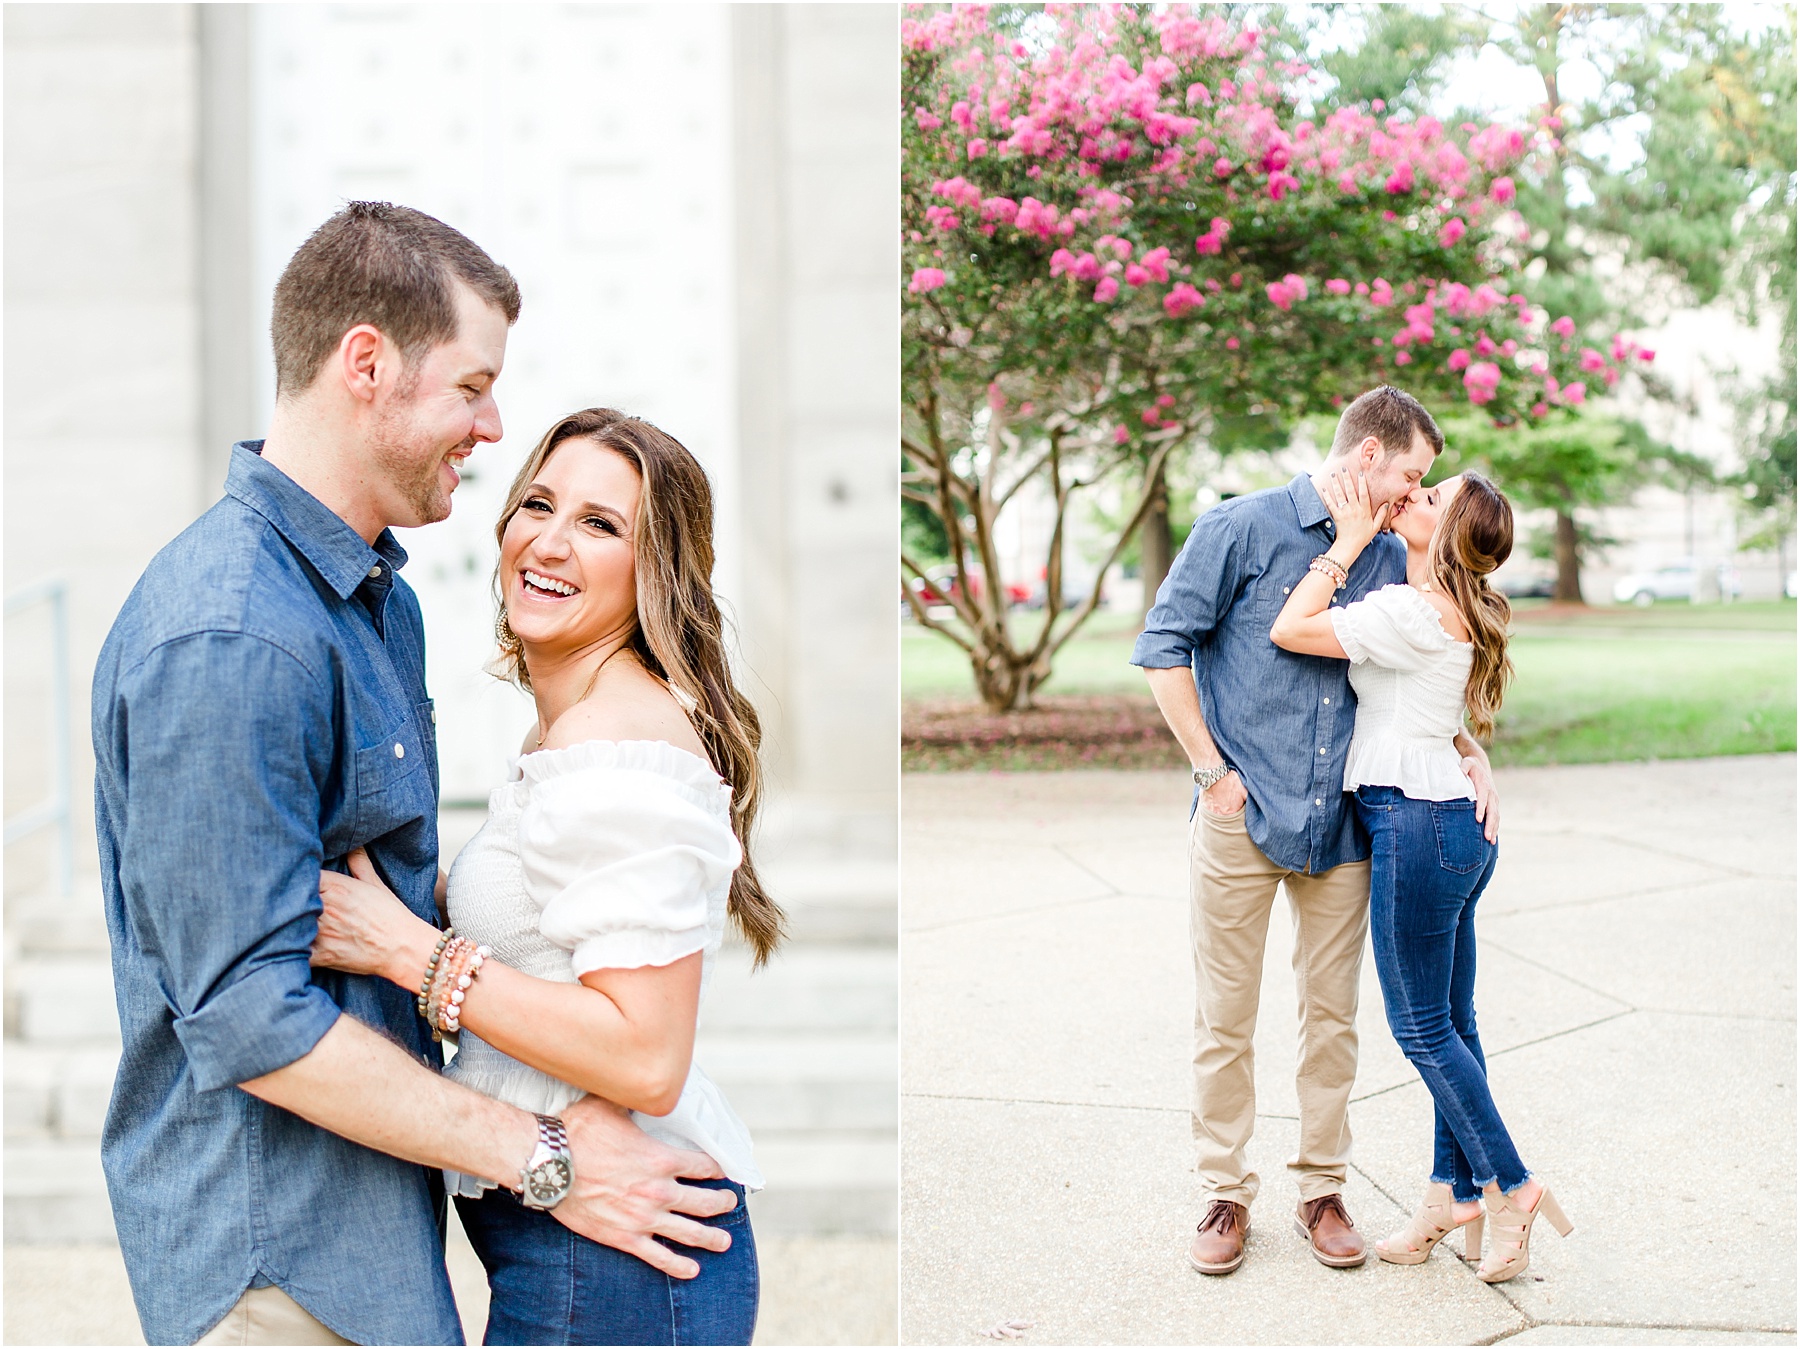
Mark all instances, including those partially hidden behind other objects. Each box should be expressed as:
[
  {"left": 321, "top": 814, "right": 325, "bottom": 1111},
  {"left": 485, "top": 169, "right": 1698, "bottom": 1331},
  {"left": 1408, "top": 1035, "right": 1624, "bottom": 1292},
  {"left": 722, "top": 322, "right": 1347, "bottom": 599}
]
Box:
[{"left": 1430, "top": 801, "right": 1487, "bottom": 874}]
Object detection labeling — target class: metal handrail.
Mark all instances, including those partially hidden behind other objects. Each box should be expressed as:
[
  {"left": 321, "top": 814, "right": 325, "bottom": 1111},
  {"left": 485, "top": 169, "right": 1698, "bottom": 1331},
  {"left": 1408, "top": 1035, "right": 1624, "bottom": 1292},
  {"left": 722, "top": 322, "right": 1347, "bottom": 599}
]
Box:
[{"left": 5, "top": 577, "right": 75, "bottom": 895}]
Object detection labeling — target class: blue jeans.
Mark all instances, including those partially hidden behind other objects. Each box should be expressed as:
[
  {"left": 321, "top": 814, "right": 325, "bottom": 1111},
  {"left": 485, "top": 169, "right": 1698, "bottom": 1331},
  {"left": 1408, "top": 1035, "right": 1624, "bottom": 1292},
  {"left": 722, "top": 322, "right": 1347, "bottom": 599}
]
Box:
[
  {"left": 455, "top": 1180, "right": 757, "bottom": 1346},
  {"left": 1357, "top": 786, "right": 1530, "bottom": 1202}
]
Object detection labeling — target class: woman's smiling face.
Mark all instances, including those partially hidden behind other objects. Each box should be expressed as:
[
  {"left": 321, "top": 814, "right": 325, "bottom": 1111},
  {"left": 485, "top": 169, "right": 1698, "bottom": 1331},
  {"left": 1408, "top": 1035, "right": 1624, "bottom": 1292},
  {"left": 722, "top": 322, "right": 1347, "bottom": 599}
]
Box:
[{"left": 499, "top": 436, "right": 643, "bottom": 657}]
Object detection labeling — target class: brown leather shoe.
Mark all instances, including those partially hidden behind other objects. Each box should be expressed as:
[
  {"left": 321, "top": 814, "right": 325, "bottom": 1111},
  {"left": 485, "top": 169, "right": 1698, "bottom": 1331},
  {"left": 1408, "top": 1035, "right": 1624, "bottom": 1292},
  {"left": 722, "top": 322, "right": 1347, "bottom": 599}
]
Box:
[
  {"left": 1188, "top": 1199, "right": 1250, "bottom": 1275},
  {"left": 1294, "top": 1194, "right": 1367, "bottom": 1267}
]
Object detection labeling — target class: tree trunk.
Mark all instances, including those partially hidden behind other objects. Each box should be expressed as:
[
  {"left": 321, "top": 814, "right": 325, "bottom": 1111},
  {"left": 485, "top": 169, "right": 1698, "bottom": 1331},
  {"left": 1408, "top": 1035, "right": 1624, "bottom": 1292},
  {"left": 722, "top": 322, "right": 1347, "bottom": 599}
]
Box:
[
  {"left": 1552, "top": 510, "right": 1584, "bottom": 603},
  {"left": 1139, "top": 462, "right": 1172, "bottom": 625}
]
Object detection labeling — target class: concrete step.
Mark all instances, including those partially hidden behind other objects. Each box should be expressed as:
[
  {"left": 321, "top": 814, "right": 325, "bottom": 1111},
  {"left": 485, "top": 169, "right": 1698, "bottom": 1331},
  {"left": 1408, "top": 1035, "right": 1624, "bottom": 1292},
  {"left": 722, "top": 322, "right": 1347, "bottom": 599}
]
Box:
[
  {"left": 703, "top": 946, "right": 896, "bottom": 1033},
  {"left": 757, "top": 858, "right": 897, "bottom": 945},
  {"left": 5, "top": 884, "right": 110, "bottom": 957},
  {"left": 744, "top": 1133, "right": 896, "bottom": 1236},
  {"left": 5, "top": 954, "right": 120, "bottom": 1044},
  {"left": 697, "top": 1033, "right": 898, "bottom": 1132},
  {"left": 4, "top": 1041, "right": 120, "bottom": 1139},
  {"left": 4, "top": 1139, "right": 116, "bottom": 1243}
]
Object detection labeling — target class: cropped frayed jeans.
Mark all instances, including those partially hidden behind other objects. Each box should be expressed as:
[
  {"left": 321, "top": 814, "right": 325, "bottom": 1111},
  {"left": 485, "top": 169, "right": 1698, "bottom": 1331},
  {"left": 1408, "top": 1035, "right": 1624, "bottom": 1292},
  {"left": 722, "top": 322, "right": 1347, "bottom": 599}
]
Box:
[{"left": 1357, "top": 786, "right": 1530, "bottom": 1202}]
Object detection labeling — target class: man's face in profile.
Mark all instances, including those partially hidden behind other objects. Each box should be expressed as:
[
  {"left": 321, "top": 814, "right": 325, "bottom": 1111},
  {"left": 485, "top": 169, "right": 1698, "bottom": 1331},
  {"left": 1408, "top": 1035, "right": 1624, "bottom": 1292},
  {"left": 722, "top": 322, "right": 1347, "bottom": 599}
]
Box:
[{"left": 369, "top": 281, "right": 510, "bottom": 527}]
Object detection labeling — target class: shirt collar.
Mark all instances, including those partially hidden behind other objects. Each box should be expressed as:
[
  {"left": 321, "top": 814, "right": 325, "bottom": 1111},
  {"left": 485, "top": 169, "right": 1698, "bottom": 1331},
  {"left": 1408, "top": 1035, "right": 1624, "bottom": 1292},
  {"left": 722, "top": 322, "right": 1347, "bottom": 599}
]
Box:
[
  {"left": 1287, "top": 472, "right": 1332, "bottom": 530},
  {"left": 224, "top": 441, "right": 408, "bottom": 600}
]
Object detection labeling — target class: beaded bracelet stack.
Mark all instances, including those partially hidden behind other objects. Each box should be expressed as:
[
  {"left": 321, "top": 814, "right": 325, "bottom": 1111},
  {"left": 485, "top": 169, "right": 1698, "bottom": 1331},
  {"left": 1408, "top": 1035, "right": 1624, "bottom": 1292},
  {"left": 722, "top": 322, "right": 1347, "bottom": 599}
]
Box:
[
  {"left": 416, "top": 928, "right": 492, "bottom": 1041},
  {"left": 1309, "top": 554, "right": 1349, "bottom": 590}
]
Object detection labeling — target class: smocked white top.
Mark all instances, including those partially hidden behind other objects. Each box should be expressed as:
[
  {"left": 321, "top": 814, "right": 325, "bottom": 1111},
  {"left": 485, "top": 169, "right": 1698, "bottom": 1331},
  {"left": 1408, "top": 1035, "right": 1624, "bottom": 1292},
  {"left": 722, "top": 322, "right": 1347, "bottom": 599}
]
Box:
[
  {"left": 1330, "top": 583, "right": 1477, "bottom": 803},
  {"left": 441, "top": 739, "right": 762, "bottom": 1194}
]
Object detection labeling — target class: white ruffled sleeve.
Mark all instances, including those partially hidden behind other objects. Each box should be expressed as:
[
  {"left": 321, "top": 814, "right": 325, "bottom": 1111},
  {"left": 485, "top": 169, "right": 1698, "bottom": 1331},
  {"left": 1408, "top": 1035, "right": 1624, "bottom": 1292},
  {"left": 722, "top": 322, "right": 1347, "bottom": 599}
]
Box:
[
  {"left": 1331, "top": 583, "right": 1454, "bottom": 672},
  {"left": 516, "top": 759, "right": 742, "bottom": 976}
]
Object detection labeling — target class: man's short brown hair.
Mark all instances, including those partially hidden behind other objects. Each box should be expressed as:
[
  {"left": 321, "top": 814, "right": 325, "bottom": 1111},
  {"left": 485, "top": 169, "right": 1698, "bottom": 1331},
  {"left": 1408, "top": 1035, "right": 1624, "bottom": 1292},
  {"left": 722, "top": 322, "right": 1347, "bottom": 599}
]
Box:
[
  {"left": 270, "top": 202, "right": 521, "bottom": 398},
  {"left": 1329, "top": 385, "right": 1445, "bottom": 461}
]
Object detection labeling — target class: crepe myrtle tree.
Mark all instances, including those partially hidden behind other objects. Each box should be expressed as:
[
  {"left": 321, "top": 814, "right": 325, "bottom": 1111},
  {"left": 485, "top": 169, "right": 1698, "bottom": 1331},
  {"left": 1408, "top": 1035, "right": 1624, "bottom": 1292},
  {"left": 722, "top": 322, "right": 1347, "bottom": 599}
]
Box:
[{"left": 901, "top": 3, "right": 1645, "bottom": 711}]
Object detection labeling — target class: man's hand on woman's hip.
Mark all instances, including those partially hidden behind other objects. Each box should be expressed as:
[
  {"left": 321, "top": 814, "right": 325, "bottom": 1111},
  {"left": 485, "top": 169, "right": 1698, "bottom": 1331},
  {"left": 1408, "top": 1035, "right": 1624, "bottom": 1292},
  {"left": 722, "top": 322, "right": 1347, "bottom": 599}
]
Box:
[{"left": 552, "top": 1095, "right": 736, "bottom": 1280}]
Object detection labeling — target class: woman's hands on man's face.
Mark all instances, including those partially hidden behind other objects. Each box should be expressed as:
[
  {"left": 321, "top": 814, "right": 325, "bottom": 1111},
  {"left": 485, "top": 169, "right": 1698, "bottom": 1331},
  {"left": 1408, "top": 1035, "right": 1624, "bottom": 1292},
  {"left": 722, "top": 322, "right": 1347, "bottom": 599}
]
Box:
[
  {"left": 1320, "top": 469, "right": 1390, "bottom": 555},
  {"left": 312, "top": 847, "right": 435, "bottom": 986}
]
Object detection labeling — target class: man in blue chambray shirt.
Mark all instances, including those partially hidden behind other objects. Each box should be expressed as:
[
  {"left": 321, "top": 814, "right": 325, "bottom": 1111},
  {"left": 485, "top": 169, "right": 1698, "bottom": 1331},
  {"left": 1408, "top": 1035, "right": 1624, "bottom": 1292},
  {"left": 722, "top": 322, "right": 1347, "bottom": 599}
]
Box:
[
  {"left": 1131, "top": 387, "right": 1499, "bottom": 1278},
  {"left": 93, "top": 205, "right": 735, "bottom": 1346}
]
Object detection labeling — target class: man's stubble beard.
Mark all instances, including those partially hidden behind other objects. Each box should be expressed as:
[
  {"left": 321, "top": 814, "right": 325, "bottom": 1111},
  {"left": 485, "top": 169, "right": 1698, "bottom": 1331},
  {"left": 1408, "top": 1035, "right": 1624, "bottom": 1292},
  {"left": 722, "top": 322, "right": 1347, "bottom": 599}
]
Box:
[{"left": 370, "top": 385, "right": 461, "bottom": 527}]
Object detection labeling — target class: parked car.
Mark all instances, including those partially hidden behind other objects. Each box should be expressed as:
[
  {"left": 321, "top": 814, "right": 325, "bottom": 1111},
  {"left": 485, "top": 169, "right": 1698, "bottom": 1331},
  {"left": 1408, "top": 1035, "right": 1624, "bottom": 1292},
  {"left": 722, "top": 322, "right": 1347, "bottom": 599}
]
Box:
[
  {"left": 906, "top": 565, "right": 1030, "bottom": 609},
  {"left": 1496, "top": 567, "right": 1556, "bottom": 600},
  {"left": 1611, "top": 560, "right": 1742, "bottom": 606}
]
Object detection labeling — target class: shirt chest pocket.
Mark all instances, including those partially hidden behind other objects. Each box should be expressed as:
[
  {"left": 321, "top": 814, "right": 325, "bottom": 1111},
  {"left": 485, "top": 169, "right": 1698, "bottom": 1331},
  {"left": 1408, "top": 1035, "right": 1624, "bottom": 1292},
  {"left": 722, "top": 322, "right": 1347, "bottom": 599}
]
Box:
[{"left": 353, "top": 714, "right": 433, "bottom": 842}]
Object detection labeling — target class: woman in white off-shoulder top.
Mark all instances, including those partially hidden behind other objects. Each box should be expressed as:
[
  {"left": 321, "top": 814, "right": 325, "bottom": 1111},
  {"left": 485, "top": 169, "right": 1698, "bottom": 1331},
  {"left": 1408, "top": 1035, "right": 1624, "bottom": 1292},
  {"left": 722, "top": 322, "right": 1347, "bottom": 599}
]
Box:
[
  {"left": 311, "top": 409, "right": 781, "bottom": 1345},
  {"left": 1270, "top": 468, "right": 1572, "bottom": 1287}
]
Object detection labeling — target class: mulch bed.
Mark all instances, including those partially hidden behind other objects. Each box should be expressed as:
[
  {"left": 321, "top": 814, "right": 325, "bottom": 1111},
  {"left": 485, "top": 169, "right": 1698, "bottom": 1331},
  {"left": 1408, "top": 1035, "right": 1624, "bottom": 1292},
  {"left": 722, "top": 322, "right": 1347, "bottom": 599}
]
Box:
[{"left": 903, "top": 694, "right": 1188, "bottom": 771}]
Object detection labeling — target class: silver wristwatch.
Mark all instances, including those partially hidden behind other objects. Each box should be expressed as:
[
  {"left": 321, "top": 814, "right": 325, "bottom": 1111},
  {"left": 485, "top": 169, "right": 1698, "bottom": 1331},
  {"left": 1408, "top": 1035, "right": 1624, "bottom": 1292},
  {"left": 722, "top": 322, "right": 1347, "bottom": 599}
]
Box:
[
  {"left": 517, "top": 1113, "right": 574, "bottom": 1211},
  {"left": 1193, "top": 763, "right": 1232, "bottom": 791}
]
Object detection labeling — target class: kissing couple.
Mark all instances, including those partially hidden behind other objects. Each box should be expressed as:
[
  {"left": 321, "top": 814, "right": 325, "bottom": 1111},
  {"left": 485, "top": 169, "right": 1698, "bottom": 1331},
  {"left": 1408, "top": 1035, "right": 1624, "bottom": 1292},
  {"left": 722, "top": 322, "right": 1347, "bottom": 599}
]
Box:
[
  {"left": 94, "top": 204, "right": 776, "bottom": 1346},
  {"left": 1135, "top": 385, "right": 1574, "bottom": 1283}
]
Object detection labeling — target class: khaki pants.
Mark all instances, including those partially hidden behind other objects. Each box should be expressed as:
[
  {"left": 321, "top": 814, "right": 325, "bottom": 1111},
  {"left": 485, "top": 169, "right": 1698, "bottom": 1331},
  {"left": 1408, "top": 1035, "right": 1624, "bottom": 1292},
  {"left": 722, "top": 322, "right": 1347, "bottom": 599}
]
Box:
[
  {"left": 1188, "top": 803, "right": 1370, "bottom": 1207},
  {"left": 194, "top": 1285, "right": 354, "bottom": 1346}
]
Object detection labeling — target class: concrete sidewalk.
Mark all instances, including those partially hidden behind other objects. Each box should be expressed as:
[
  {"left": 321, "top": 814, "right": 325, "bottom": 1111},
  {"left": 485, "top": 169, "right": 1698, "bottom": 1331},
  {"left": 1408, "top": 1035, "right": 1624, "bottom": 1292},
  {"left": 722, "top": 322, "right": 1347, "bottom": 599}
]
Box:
[{"left": 900, "top": 757, "right": 1796, "bottom": 1345}]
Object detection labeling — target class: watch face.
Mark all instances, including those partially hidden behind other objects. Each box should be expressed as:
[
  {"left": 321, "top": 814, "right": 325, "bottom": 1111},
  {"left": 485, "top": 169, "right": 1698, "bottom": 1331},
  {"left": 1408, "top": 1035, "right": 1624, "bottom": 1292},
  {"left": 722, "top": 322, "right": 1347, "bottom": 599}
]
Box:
[{"left": 526, "top": 1156, "right": 573, "bottom": 1204}]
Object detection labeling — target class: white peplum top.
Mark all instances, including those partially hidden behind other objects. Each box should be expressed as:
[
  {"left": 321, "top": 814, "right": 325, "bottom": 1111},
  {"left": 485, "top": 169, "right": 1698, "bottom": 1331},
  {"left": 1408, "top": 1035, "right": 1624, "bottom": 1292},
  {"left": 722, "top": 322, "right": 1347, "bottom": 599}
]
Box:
[
  {"left": 1330, "top": 583, "right": 1478, "bottom": 802},
  {"left": 441, "top": 738, "right": 762, "bottom": 1195}
]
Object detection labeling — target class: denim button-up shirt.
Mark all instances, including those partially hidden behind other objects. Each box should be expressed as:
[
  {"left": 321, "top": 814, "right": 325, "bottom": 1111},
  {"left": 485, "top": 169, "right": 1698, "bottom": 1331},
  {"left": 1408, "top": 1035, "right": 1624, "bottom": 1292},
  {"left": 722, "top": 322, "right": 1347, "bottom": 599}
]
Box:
[
  {"left": 1131, "top": 473, "right": 1406, "bottom": 874},
  {"left": 92, "top": 442, "right": 463, "bottom": 1346}
]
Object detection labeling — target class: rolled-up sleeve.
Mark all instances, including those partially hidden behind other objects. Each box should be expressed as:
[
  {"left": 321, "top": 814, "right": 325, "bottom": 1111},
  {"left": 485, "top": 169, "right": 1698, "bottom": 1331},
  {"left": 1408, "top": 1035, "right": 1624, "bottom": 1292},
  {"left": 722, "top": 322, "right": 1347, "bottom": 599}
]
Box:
[
  {"left": 1131, "top": 508, "right": 1241, "bottom": 669},
  {"left": 118, "top": 633, "right": 341, "bottom": 1092}
]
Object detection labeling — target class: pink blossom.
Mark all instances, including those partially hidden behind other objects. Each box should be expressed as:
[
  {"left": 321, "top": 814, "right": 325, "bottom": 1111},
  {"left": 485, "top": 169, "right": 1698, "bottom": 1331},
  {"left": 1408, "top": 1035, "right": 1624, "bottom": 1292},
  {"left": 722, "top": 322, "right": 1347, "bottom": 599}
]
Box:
[
  {"left": 1157, "top": 393, "right": 1175, "bottom": 408},
  {"left": 1113, "top": 425, "right": 1130, "bottom": 444},
  {"left": 1395, "top": 351, "right": 1412, "bottom": 365},
  {"left": 1073, "top": 252, "right": 1103, "bottom": 281},
  {"left": 1579, "top": 347, "right": 1606, "bottom": 373},
  {"left": 1490, "top": 176, "right": 1516, "bottom": 204},
  {"left": 1500, "top": 339, "right": 1519, "bottom": 357},
  {"left": 1163, "top": 282, "right": 1205, "bottom": 317},
  {"left": 1139, "top": 246, "right": 1172, "bottom": 282},
  {"left": 967, "top": 138, "right": 988, "bottom": 159},
  {"left": 1529, "top": 402, "right": 1549, "bottom": 418},
  {"left": 1639, "top": 349, "right": 1656, "bottom": 362},
  {"left": 1186, "top": 82, "right": 1212, "bottom": 107},
  {"left": 1611, "top": 334, "right": 1631, "bottom": 361},
  {"left": 1049, "top": 248, "right": 1076, "bottom": 278},
  {"left": 1225, "top": 336, "right": 1240, "bottom": 349},
  {"left": 1438, "top": 217, "right": 1467, "bottom": 248},
  {"left": 1142, "top": 405, "right": 1163, "bottom": 425},
  {"left": 981, "top": 196, "right": 1019, "bottom": 224},
  {"left": 1094, "top": 276, "right": 1120, "bottom": 302},
  {"left": 1385, "top": 163, "right": 1414, "bottom": 194},
  {"left": 1229, "top": 272, "right": 1243, "bottom": 288},
  {"left": 914, "top": 107, "right": 943, "bottom": 130},
  {"left": 1354, "top": 281, "right": 1370, "bottom": 296},
  {"left": 1448, "top": 349, "right": 1472, "bottom": 371},
  {"left": 908, "top": 267, "right": 947, "bottom": 294},
  {"left": 1125, "top": 264, "right": 1149, "bottom": 286},
  {"left": 924, "top": 206, "right": 960, "bottom": 231},
  {"left": 1369, "top": 278, "right": 1395, "bottom": 308},
  {"left": 987, "top": 381, "right": 1006, "bottom": 412},
  {"left": 1195, "top": 230, "right": 1223, "bottom": 255},
  {"left": 1325, "top": 278, "right": 1352, "bottom": 296},
  {"left": 1472, "top": 333, "right": 1495, "bottom": 357},
  {"left": 1265, "top": 274, "right": 1307, "bottom": 311},
  {"left": 1564, "top": 382, "right": 1587, "bottom": 405},
  {"left": 1550, "top": 315, "right": 1576, "bottom": 338},
  {"left": 1463, "top": 361, "right": 1502, "bottom": 405},
  {"left": 1267, "top": 170, "right": 1300, "bottom": 201},
  {"left": 1213, "top": 157, "right": 1234, "bottom": 178}
]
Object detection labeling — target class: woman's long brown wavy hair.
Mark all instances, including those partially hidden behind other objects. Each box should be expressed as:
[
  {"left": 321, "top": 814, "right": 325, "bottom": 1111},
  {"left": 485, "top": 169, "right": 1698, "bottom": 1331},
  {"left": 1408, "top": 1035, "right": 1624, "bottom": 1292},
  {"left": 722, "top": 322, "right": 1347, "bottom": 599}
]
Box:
[
  {"left": 492, "top": 408, "right": 784, "bottom": 964},
  {"left": 1428, "top": 471, "right": 1515, "bottom": 740}
]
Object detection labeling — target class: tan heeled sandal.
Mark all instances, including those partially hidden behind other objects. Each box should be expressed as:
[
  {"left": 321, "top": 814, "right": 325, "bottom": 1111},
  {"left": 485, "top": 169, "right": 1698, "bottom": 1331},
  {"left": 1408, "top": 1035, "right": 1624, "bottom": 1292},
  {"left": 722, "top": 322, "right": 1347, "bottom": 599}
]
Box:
[
  {"left": 1476, "top": 1182, "right": 1573, "bottom": 1283},
  {"left": 1375, "top": 1182, "right": 1485, "bottom": 1265}
]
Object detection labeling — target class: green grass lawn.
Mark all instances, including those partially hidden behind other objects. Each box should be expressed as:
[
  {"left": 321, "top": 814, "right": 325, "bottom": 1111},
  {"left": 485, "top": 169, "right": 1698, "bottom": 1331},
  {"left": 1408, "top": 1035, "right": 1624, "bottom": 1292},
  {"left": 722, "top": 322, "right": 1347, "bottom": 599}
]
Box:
[{"left": 903, "top": 600, "right": 1796, "bottom": 766}]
